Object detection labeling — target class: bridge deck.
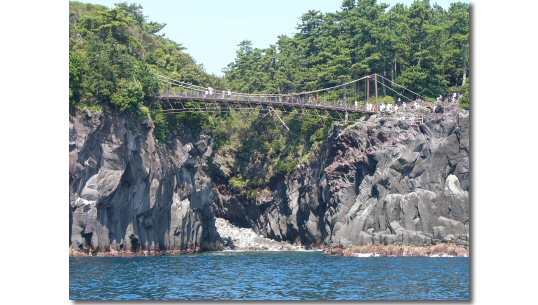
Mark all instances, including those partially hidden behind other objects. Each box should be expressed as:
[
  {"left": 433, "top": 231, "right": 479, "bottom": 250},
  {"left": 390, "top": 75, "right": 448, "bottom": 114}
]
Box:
[{"left": 156, "top": 93, "right": 376, "bottom": 115}]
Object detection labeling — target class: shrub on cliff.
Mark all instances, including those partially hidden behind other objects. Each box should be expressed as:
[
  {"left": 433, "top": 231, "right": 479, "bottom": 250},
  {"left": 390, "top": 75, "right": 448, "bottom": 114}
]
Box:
[{"left": 111, "top": 79, "right": 144, "bottom": 111}]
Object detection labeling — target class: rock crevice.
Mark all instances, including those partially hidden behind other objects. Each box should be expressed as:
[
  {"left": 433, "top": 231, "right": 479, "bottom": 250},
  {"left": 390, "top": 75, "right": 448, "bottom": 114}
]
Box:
[
  {"left": 212, "top": 103, "right": 470, "bottom": 248},
  {"left": 69, "top": 102, "right": 469, "bottom": 254}
]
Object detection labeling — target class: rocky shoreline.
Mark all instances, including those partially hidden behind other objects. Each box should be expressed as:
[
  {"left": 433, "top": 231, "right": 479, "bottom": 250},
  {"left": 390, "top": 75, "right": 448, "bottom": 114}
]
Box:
[
  {"left": 322, "top": 243, "right": 469, "bottom": 257},
  {"left": 215, "top": 217, "right": 303, "bottom": 251},
  {"left": 70, "top": 217, "right": 305, "bottom": 257},
  {"left": 69, "top": 246, "right": 201, "bottom": 257},
  {"left": 70, "top": 245, "right": 468, "bottom": 258}
]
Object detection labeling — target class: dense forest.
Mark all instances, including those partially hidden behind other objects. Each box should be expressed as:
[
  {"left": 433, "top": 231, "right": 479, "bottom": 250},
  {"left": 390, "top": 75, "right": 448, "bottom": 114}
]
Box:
[
  {"left": 69, "top": 0, "right": 469, "bottom": 197},
  {"left": 224, "top": 0, "right": 469, "bottom": 105}
]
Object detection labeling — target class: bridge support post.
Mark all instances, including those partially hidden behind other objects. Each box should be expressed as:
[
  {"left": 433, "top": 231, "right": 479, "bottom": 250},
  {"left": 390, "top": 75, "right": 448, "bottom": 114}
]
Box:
[
  {"left": 375, "top": 74, "right": 379, "bottom": 113},
  {"left": 367, "top": 76, "right": 370, "bottom": 109}
]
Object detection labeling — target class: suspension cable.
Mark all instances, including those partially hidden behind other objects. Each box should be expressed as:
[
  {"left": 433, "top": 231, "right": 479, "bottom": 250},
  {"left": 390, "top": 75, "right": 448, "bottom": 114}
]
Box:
[{"left": 376, "top": 74, "right": 426, "bottom": 100}]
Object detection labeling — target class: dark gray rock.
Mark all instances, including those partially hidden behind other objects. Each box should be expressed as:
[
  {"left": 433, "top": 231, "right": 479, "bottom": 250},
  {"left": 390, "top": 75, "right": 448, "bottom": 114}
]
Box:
[
  {"left": 70, "top": 102, "right": 469, "bottom": 253},
  {"left": 69, "top": 112, "right": 222, "bottom": 253},
  {"left": 212, "top": 103, "right": 470, "bottom": 248}
]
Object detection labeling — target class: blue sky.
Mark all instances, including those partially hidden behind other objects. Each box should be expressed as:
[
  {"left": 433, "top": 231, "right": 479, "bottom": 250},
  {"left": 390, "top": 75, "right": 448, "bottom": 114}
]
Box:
[{"left": 75, "top": 0, "right": 468, "bottom": 76}]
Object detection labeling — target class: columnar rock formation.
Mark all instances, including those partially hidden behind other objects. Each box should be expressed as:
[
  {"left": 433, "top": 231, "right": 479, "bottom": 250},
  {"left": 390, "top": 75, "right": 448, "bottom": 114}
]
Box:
[
  {"left": 69, "top": 112, "right": 221, "bottom": 253},
  {"left": 69, "top": 102, "right": 469, "bottom": 254},
  {"left": 213, "top": 102, "right": 470, "bottom": 248}
]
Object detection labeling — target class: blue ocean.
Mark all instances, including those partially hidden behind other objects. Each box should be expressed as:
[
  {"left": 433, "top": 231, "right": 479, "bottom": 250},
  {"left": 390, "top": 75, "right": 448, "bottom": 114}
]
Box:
[{"left": 70, "top": 251, "right": 470, "bottom": 300}]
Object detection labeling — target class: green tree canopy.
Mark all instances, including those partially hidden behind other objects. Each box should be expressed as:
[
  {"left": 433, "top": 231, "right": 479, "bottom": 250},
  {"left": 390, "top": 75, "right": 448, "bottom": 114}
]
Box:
[{"left": 224, "top": 0, "right": 470, "bottom": 101}]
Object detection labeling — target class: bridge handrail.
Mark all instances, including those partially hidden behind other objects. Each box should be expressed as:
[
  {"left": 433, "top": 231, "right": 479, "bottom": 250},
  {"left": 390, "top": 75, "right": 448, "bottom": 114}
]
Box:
[
  {"left": 155, "top": 72, "right": 380, "bottom": 99},
  {"left": 159, "top": 79, "right": 307, "bottom": 103},
  {"left": 154, "top": 71, "right": 425, "bottom": 113},
  {"left": 158, "top": 76, "right": 289, "bottom": 99}
]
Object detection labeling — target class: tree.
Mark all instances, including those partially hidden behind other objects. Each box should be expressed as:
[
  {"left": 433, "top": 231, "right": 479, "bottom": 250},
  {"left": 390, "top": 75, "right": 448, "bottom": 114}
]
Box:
[
  {"left": 222, "top": 0, "right": 469, "bottom": 101},
  {"left": 111, "top": 78, "right": 144, "bottom": 111}
]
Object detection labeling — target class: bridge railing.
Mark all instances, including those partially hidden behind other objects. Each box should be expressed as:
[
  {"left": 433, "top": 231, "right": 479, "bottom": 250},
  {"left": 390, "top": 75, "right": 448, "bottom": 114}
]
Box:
[
  {"left": 159, "top": 79, "right": 386, "bottom": 114},
  {"left": 156, "top": 72, "right": 428, "bottom": 115},
  {"left": 159, "top": 88, "right": 373, "bottom": 113}
]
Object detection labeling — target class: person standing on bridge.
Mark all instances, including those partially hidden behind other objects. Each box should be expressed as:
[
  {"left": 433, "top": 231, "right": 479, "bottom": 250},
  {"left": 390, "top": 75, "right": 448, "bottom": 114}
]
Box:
[
  {"left": 207, "top": 87, "right": 214, "bottom": 96},
  {"left": 227, "top": 89, "right": 231, "bottom": 97},
  {"left": 204, "top": 89, "right": 209, "bottom": 97},
  {"left": 354, "top": 100, "right": 358, "bottom": 110}
]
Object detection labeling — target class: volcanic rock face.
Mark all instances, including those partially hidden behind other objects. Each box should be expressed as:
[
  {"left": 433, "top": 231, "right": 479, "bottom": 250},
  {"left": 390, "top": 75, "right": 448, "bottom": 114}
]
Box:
[
  {"left": 213, "top": 103, "right": 470, "bottom": 247},
  {"left": 69, "top": 101, "right": 469, "bottom": 254},
  {"left": 69, "top": 111, "right": 222, "bottom": 253}
]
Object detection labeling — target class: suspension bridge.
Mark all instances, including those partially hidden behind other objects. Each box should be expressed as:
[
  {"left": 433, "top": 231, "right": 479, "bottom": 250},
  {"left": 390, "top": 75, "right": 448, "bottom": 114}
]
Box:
[{"left": 153, "top": 73, "right": 425, "bottom": 127}]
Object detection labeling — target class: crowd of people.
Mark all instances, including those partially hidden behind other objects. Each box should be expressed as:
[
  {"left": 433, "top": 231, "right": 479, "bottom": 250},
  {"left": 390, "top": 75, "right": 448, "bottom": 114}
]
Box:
[
  {"left": 437, "top": 92, "right": 460, "bottom": 103},
  {"left": 200, "top": 86, "right": 461, "bottom": 113},
  {"left": 361, "top": 97, "right": 421, "bottom": 114},
  {"left": 359, "top": 91, "right": 461, "bottom": 114}
]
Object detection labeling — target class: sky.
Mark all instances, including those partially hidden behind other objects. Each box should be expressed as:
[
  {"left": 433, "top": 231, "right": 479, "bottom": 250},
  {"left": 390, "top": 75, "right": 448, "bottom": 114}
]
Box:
[{"left": 76, "top": 0, "right": 468, "bottom": 76}]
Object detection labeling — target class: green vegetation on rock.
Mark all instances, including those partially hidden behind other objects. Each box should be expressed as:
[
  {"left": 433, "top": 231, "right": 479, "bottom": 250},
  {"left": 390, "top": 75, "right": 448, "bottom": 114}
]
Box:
[{"left": 69, "top": 0, "right": 470, "bottom": 196}]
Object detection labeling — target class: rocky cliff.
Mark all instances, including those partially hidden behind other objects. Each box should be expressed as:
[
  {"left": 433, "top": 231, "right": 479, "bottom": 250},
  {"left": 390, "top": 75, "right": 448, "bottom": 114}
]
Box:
[
  {"left": 69, "top": 101, "right": 469, "bottom": 254},
  {"left": 69, "top": 111, "right": 222, "bottom": 254},
  {"left": 212, "top": 102, "right": 470, "bottom": 248}
]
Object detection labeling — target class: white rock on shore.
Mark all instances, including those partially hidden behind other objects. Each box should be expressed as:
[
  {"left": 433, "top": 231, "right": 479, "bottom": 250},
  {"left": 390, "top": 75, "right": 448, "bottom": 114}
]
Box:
[{"left": 215, "top": 218, "right": 302, "bottom": 251}]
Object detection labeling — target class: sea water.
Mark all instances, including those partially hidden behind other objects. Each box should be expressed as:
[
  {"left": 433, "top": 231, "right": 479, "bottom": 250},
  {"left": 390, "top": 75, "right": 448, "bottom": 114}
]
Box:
[{"left": 70, "top": 251, "right": 470, "bottom": 300}]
